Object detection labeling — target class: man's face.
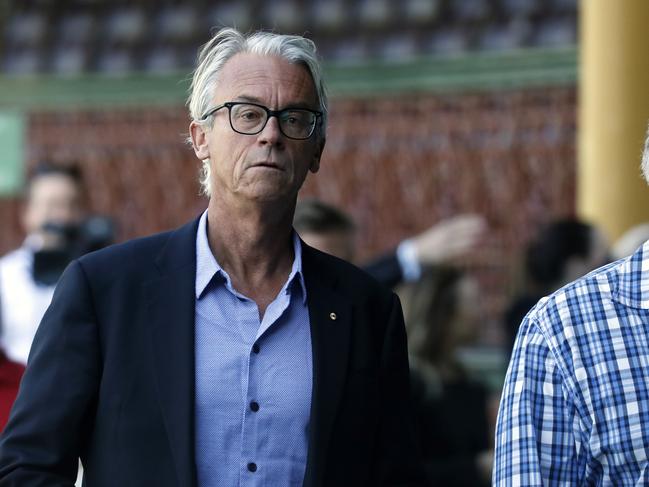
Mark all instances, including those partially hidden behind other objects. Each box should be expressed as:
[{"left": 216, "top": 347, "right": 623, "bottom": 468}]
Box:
[
  {"left": 190, "top": 53, "right": 325, "bottom": 205},
  {"left": 23, "top": 173, "right": 84, "bottom": 237}
]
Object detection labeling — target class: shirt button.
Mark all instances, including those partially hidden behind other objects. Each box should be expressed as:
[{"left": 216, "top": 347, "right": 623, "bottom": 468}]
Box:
[
  {"left": 247, "top": 462, "right": 257, "bottom": 472},
  {"left": 250, "top": 401, "right": 260, "bottom": 412},
  {"left": 252, "top": 343, "right": 260, "bottom": 354}
]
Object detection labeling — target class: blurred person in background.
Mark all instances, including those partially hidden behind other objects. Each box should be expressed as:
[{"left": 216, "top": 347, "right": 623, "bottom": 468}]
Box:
[
  {"left": 0, "top": 164, "right": 86, "bottom": 365},
  {"left": 295, "top": 200, "right": 491, "bottom": 485},
  {"left": 0, "top": 28, "right": 425, "bottom": 486},
  {"left": 399, "top": 266, "right": 492, "bottom": 487},
  {"left": 294, "top": 198, "right": 486, "bottom": 288},
  {"left": 494, "top": 124, "right": 649, "bottom": 485},
  {"left": 503, "top": 218, "right": 610, "bottom": 352},
  {"left": 293, "top": 199, "right": 357, "bottom": 262},
  {"left": 0, "top": 347, "right": 23, "bottom": 432}
]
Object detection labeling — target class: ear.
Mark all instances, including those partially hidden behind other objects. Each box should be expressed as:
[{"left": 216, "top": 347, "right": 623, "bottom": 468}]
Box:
[
  {"left": 190, "top": 121, "right": 210, "bottom": 160},
  {"left": 309, "top": 136, "right": 325, "bottom": 173}
]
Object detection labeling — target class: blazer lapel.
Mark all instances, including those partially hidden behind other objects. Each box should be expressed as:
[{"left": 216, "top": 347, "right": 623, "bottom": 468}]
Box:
[
  {"left": 145, "top": 218, "right": 200, "bottom": 487},
  {"left": 302, "top": 245, "right": 353, "bottom": 487},
  {"left": 143, "top": 228, "right": 351, "bottom": 487}
]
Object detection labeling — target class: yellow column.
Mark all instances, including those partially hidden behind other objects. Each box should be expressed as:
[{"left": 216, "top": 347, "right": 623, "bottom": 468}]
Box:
[{"left": 579, "top": 0, "right": 649, "bottom": 241}]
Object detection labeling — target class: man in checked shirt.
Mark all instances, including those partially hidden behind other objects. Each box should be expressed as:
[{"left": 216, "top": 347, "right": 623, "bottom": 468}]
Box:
[{"left": 495, "top": 124, "right": 649, "bottom": 485}]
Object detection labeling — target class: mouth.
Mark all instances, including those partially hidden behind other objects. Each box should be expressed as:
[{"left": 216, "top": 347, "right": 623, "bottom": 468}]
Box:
[{"left": 250, "top": 161, "right": 284, "bottom": 170}]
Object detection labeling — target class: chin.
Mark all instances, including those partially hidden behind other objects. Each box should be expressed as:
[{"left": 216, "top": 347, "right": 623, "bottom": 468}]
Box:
[
  {"left": 245, "top": 180, "right": 300, "bottom": 201},
  {"left": 245, "top": 187, "right": 292, "bottom": 203}
]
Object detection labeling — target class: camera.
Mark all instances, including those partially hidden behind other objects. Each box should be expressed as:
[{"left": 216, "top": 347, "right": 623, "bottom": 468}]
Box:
[{"left": 32, "top": 216, "right": 114, "bottom": 285}]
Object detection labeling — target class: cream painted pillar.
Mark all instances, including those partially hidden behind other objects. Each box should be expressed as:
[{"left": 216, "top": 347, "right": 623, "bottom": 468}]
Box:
[{"left": 579, "top": 0, "right": 649, "bottom": 241}]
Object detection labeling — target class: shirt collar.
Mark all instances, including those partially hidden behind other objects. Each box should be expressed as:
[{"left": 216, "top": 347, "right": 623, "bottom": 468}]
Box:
[
  {"left": 195, "top": 210, "right": 307, "bottom": 304},
  {"left": 611, "top": 238, "right": 649, "bottom": 309}
]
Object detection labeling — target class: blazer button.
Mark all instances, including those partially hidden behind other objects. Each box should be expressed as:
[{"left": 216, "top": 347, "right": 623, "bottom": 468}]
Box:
[{"left": 247, "top": 462, "right": 257, "bottom": 472}]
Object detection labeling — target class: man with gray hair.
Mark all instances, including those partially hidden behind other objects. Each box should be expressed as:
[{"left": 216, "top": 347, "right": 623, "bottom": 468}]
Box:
[
  {"left": 494, "top": 124, "right": 649, "bottom": 485},
  {"left": 0, "top": 28, "right": 424, "bottom": 486}
]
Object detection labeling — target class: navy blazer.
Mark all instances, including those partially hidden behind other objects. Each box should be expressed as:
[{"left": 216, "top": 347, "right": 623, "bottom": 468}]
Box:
[{"left": 0, "top": 217, "right": 425, "bottom": 486}]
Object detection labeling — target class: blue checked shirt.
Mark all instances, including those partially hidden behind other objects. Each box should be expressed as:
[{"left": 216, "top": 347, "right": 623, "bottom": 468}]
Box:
[{"left": 495, "top": 241, "right": 649, "bottom": 486}]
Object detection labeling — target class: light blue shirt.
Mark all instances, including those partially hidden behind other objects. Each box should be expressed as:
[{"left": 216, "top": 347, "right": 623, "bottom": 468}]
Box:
[{"left": 194, "top": 210, "right": 313, "bottom": 486}]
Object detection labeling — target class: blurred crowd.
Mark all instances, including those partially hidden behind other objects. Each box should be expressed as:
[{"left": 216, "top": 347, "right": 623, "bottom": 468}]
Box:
[
  {"left": 0, "top": 8, "right": 647, "bottom": 482},
  {"left": 2, "top": 161, "right": 646, "bottom": 484},
  {"left": 292, "top": 197, "right": 636, "bottom": 485},
  {"left": 0, "top": 165, "right": 113, "bottom": 428}
]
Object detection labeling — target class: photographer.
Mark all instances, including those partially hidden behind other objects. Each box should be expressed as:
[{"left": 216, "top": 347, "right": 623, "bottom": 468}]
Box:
[{"left": 0, "top": 163, "right": 112, "bottom": 365}]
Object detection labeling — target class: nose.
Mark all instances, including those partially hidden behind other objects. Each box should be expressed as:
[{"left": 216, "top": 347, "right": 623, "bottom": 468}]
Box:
[{"left": 256, "top": 115, "right": 284, "bottom": 147}]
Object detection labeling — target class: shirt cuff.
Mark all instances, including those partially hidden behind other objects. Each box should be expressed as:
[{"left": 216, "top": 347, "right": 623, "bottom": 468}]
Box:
[{"left": 396, "top": 239, "right": 422, "bottom": 282}]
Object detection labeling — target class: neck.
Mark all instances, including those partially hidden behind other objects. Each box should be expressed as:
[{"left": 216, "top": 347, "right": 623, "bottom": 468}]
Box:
[{"left": 206, "top": 195, "right": 297, "bottom": 316}]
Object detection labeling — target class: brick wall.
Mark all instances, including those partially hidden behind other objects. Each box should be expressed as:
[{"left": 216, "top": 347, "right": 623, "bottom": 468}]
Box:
[{"left": 0, "top": 85, "right": 577, "bottom": 344}]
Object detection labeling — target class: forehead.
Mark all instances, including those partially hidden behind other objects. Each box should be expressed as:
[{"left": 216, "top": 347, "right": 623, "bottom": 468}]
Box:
[
  {"left": 29, "top": 174, "right": 79, "bottom": 196},
  {"left": 214, "top": 52, "right": 318, "bottom": 106}
]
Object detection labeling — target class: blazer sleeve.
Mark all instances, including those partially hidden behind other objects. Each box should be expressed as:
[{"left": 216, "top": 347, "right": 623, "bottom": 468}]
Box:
[
  {"left": 0, "top": 260, "right": 101, "bottom": 486},
  {"left": 362, "top": 252, "right": 404, "bottom": 289},
  {"left": 373, "top": 293, "right": 428, "bottom": 486}
]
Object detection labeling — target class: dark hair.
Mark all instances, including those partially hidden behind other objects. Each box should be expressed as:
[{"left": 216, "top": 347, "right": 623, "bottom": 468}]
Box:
[
  {"left": 525, "top": 219, "right": 593, "bottom": 286},
  {"left": 293, "top": 199, "right": 356, "bottom": 234},
  {"left": 404, "top": 266, "right": 464, "bottom": 365},
  {"left": 29, "top": 162, "right": 82, "bottom": 185}
]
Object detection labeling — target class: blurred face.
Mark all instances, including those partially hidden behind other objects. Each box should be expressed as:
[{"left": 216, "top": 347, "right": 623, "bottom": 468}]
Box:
[
  {"left": 190, "top": 53, "right": 325, "bottom": 205},
  {"left": 23, "top": 173, "right": 83, "bottom": 237},
  {"left": 300, "top": 230, "right": 356, "bottom": 263}
]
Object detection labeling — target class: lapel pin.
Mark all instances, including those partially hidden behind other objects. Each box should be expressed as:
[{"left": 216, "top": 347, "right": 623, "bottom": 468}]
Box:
[{"left": 329, "top": 312, "right": 337, "bottom": 320}]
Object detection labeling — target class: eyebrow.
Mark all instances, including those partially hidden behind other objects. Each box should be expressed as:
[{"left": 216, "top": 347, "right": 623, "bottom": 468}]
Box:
[{"left": 232, "top": 95, "right": 318, "bottom": 111}]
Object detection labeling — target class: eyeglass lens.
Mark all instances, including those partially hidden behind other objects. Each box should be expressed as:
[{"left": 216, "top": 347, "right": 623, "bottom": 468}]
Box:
[{"left": 230, "top": 103, "right": 316, "bottom": 139}]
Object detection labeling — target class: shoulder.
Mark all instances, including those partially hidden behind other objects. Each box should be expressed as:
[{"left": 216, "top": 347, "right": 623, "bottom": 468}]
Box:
[
  {"left": 302, "top": 243, "right": 395, "bottom": 303},
  {"left": 0, "top": 247, "right": 30, "bottom": 269},
  {"left": 75, "top": 217, "right": 199, "bottom": 284},
  {"left": 77, "top": 229, "right": 172, "bottom": 273},
  {"left": 517, "top": 256, "right": 635, "bottom": 388},
  {"left": 529, "top": 257, "right": 628, "bottom": 341}
]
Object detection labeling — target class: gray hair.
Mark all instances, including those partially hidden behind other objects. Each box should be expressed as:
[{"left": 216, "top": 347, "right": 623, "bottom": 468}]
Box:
[
  {"left": 643, "top": 122, "right": 649, "bottom": 183},
  {"left": 187, "top": 28, "right": 328, "bottom": 196}
]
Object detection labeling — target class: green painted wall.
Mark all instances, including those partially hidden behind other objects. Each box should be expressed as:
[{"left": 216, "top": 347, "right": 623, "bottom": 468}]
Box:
[
  {"left": 0, "top": 111, "right": 25, "bottom": 196},
  {"left": 0, "top": 47, "right": 577, "bottom": 110}
]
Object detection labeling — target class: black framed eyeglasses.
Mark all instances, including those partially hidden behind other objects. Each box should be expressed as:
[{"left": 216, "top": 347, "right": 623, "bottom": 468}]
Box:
[{"left": 200, "top": 102, "right": 322, "bottom": 140}]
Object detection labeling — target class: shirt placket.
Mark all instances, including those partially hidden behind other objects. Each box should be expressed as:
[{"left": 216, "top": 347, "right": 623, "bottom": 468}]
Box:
[
  {"left": 239, "top": 286, "right": 293, "bottom": 485},
  {"left": 238, "top": 295, "right": 263, "bottom": 485}
]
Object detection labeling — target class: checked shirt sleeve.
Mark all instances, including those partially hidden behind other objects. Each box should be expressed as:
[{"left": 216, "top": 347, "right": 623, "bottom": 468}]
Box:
[{"left": 494, "top": 314, "right": 582, "bottom": 486}]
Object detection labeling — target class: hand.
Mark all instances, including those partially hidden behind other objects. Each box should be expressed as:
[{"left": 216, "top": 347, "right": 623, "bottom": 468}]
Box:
[{"left": 410, "top": 214, "right": 486, "bottom": 265}]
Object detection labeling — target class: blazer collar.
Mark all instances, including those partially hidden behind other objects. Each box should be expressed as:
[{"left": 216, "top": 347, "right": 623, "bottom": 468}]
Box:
[{"left": 144, "top": 221, "right": 353, "bottom": 487}]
